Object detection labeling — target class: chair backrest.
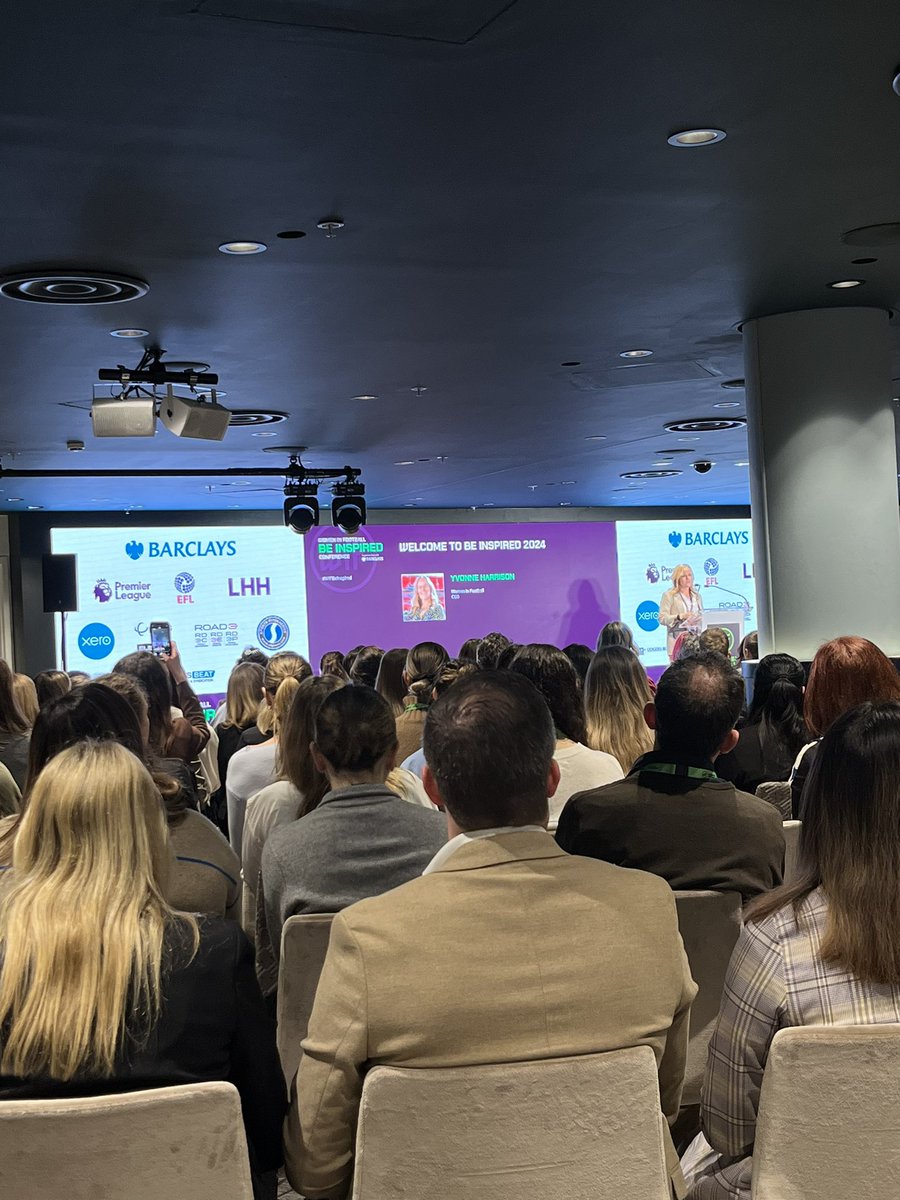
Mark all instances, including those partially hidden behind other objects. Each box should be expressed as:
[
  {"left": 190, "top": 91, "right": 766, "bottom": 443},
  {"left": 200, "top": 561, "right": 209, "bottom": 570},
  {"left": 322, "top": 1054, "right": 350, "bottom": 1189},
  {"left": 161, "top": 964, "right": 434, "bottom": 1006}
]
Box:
[
  {"left": 277, "top": 912, "right": 335, "bottom": 1085},
  {"left": 756, "top": 779, "right": 792, "bottom": 820},
  {"left": 674, "top": 889, "right": 742, "bottom": 1106},
  {"left": 752, "top": 1025, "right": 900, "bottom": 1199},
  {"left": 351, "top": 1048, "right": 671, "bottom": 1200},
  {"left": 0, "top": 1081, "right": 253, "bottom": 1200},
  {"left": 782, "top": 819, "right": 801, "bottom": 887}
]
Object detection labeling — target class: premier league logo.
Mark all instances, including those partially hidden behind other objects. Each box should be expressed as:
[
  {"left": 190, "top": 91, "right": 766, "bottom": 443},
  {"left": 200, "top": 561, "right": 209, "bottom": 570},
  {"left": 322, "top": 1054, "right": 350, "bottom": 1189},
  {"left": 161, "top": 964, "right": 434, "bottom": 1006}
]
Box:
[
  {"left": 126, "top": 540, "right": 144, "bottom": 560},
  {"left": 257, "top": 615, "right": 290, "bottom": 651},
  {"left": 93, "top": 579, "right": 112, "bottom": 603},
  {"left": 668, "top": 531, "right": 682, "bottom": 549},
  {"left": 646, "top": 563, "right": 660, "bottom": 584},
  {"left": 174, "top": 572, "right": 195, "bottom": 594}
]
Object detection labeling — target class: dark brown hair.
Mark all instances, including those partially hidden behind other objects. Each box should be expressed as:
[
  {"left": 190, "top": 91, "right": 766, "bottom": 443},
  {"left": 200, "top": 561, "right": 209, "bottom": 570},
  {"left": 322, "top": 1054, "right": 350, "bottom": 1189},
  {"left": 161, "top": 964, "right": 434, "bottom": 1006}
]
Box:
[
  {"left": 509, "top": 644, "right": 587, "bottom": 744},
  {"left": 374, "top": 648, "right": 408, "bottom": 717},
  {"left": 0, "top": 660, "right": 29, "bottom": 736},
  {"left": 804, "top": 636, "right": 900, "bottom": 738},
  {"left": 279, "top": 675, "right": 346, "bottom": 817},
  {"left": 34, "top": 670, "right": 72, "bottom": 708},
  {"left": 314, "top": 685, "right": 398, "bottom": 776}
]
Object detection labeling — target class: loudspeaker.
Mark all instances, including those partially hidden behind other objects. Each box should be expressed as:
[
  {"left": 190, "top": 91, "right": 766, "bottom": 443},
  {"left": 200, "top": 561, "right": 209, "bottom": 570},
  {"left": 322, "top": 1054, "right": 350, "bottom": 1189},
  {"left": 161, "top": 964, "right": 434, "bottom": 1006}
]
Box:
[
  {"left": 42, "top": 554, "right": 78, "bottom": 613},
  {"left": 159, "top": 388, "right": 231, "bottom": 441},
  {"left": 90, "top": 395, "right": 157, "bottom": 437}
]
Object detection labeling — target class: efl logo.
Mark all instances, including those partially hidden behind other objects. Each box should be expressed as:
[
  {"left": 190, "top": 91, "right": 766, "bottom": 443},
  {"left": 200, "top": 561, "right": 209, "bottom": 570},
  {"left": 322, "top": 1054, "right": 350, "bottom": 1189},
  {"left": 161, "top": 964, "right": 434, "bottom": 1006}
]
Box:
[
  {"left": 78, "top": 622, "right": 115, "bottom": 660},
  {"left": 175, "top": 572, "right": 196, "bottom": 605}
]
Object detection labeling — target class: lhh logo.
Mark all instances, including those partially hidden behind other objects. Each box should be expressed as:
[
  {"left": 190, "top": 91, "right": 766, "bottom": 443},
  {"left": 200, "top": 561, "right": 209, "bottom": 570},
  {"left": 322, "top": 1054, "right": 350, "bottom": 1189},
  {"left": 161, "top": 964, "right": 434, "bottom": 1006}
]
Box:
[{"left": 229, "top": 577, "right": 271, "bottom": 597}]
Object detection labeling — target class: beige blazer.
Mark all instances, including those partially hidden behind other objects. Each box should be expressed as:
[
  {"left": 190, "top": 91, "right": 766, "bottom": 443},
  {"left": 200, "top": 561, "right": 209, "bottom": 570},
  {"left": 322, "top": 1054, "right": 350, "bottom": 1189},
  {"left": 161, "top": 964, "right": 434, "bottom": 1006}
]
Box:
[{"left": 284, "top": 831, "right": 697, "bottom": 1199}]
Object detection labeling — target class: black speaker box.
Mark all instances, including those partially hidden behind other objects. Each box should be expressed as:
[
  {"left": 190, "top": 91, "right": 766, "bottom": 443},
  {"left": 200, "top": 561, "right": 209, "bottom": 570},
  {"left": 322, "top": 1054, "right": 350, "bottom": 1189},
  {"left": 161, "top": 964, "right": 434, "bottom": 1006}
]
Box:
[{"left": 42, "top": 554, "right": 78, "bottom": 613}]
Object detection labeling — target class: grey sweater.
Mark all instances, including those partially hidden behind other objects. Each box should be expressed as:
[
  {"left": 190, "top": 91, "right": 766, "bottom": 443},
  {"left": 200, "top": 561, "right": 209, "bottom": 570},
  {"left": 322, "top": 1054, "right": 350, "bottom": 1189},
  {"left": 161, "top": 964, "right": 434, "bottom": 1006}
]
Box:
[{"left": 261, "top": 783, "right": 446, "bottom": 961}]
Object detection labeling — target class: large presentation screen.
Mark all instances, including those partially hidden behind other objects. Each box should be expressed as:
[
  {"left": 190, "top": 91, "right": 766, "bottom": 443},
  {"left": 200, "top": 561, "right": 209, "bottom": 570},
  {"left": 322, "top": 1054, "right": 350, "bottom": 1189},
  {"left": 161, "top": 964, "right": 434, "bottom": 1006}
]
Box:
[{"left": 50, "top": 525, "right": 308, "bottom": 706}]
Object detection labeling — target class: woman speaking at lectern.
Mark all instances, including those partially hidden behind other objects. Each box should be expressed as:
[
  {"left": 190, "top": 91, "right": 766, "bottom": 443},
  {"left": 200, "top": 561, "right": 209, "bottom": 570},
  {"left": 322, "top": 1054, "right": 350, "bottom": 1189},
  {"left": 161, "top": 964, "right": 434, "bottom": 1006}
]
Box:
[{"left": 659, "top": 563, "right": 703, "bottom": 661}]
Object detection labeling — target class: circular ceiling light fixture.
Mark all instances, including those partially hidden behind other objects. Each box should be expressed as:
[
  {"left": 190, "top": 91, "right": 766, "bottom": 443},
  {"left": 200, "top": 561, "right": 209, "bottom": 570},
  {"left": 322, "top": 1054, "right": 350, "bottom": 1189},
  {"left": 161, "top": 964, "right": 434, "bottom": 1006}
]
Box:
[
  {"left": 110, "top": 327, "right": 149, "bottom": 338},
  {"left": 394, "top": 460, "right": 416, "bottom": 466},
  {"left": 227, "top": 410, "right": 288, "bottom": 427},
  {"left": 664, "top": 417, "right": 747, "bottom": 433},
  {"left": 619, "top": 348, "right": 653, "bottom": 359},
  {"left": 0, "top": 270, "right": 149, "bottom": 305},
  {"left": 842, "top": 223, "right": 900, "bottom": 247},
  {"left": 620, "top": 469, "right": 683, "bottom": 479},
  {"left": 352, "top": 394, "right": 378, "bottom": 401},
  {"left": 218, "top": 241, "right": 267, "bottom": 255},
  {"left": 720, "top": 378, "right": 745, "bottom": 389},
  {"left": 713, "top": 400, "right": 742, "bottom": 409},
  {"left": 585, "top": 434, "right": 607, "bottom": 440},
  {"left": 317, "top": 217, "right": 345, "bottom": 238},
  {"left": 667, "top": 128, "right": 727, "bottom": 147},
  {"left": 828, "top": 279, "right": 864, "bottom": 289}
]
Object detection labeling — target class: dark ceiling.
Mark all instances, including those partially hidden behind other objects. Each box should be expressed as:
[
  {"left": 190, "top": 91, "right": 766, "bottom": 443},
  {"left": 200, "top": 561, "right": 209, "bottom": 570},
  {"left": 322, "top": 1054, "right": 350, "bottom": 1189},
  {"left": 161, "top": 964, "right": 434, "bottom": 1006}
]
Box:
[{"left": 2, "top": 0, "right": 900, "bottom": 514}]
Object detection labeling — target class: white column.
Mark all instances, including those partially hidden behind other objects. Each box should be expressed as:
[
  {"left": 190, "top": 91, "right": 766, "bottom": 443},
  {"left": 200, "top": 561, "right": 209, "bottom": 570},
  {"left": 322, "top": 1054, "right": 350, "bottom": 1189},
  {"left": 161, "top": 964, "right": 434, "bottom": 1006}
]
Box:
[{"left": 744, "top": 306, "right": 900, "bottom": 660}]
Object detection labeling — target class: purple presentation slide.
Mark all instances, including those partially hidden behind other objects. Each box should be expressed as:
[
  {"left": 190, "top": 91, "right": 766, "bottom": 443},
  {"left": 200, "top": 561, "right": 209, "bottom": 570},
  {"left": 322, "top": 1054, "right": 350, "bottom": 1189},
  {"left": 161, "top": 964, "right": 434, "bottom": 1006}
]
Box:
[{"left": 304, "top": 521, "right": 620, "bottom": 663}]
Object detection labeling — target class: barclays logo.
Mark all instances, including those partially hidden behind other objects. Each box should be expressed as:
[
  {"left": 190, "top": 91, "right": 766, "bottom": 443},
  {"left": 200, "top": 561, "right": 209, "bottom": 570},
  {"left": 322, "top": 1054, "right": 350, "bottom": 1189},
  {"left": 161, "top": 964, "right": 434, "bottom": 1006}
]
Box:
[
  {"left": 668, "top": 531, "right": 682, "bottom": 548},
  {"left": 126, "top": 540, "right": 144, "bottom": 560}
]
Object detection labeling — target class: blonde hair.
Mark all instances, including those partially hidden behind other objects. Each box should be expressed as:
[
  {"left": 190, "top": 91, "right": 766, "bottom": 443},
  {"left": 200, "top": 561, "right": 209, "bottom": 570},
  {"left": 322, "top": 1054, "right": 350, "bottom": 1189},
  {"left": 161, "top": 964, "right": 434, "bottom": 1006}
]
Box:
[
  {"left": 12, "top": 674, "right": 39, "bottom": 727},
  {"left": 222, "top": 662, "right": 264, "bottom": 730},
  {"left": 584, "top": 646, "right": 654, "bottom": 772},
  {"left": 667, "top": 564, "right": 694, "bottom": 593},
  {"left": 258, "top": 653, "right": 311, "bottom": 735},
  {"left": 0, "top": 741, "right": 197, "bottom": 1080}
]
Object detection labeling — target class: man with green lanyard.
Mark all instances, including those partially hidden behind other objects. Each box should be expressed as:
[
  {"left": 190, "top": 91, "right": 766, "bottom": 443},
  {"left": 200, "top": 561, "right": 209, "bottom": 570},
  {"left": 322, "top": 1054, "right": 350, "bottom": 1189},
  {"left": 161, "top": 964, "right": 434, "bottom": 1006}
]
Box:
[{"left": 555, "top": 652, "right": 784, "bottom": 903}]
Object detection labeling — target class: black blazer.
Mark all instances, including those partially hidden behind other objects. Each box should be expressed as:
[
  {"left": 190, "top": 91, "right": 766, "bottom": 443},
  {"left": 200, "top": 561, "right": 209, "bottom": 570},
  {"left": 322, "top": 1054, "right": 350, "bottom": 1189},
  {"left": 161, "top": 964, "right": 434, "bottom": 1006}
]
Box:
[{"left": 0, "top": 918, "right": 286, "bottom": 1175}]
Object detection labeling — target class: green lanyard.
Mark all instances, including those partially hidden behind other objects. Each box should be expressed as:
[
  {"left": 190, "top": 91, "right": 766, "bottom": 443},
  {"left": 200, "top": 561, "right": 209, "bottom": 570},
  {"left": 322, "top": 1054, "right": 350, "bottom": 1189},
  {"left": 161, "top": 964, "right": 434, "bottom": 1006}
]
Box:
[
  {"left": 636, "top": 762, "right": 719, "bottom": 782},
  {"left": 403, "top": 703, "right": 429, "bottom": 713}
]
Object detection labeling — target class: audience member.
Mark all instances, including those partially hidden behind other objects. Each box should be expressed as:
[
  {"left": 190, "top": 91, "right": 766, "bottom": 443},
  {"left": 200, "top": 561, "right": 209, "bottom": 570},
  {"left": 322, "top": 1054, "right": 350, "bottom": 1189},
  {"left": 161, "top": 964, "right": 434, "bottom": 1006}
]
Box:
[
  {"left": 11, "top": 674, "right": 38, "bottom": 727},
  {"left": 374, "top": 647, "right": 408, "bottom": 716},
  {"left": 698, "top": 628, "right": 731, "bottom": 658},
  {"left": 562, "top": 642, "right": 593, "bottom": 682},
  {"left": 509, "top": 644, "right": 623, "bottom": 828},
  {"left": 113, "top": 646, "right": 210, "bottom": 763},
  {"left": 66, "top": 670, "right": 91, "bottom": 684},
  {"left": 261, "top": 686, "right": 446, "bottom": 963},
  {"left": 33, "top": 669, "right": 71, "bottom": 708},
  {"left": 284, "top": 671, "right": 696, "bottom": 1199},
  {"left": 791, "top": 635, "right": 900, "bottom": 818},
  {"left": 597, "top": 620, "right": 638, "bottom": 653},
  {"left": 673, "top": 632, "right": 701, "bottom": 661},
  {"left": 0, "top": 762, "right": 19, "bottom": 820},
  {"left": 457, "top": 636, "right": 481, "bottom": 664},
  {"left": 400, "top": 659, "right": 476, "bottom": 778},
  {"left": 684, "top": 701, "right": 900, "bottom": 1200},
  {"left": 556, "top": 653, "right": 784, "bottom": 901},
  {"left": 213, "top": 661, "right": 265, "bottom": 828},
  {"left": 342, "top": 645, "right": 364, "bottom": 676},
  {"left": 737, "top": 631, "right": 758, "bottom": 661},
  {"left": 475, "top": 631, "right": 511, "bottom": 669},
  {"left": 0, "top": 741, "right": 285, "bottom": 1193},
  {"left": 395, "top": 641, "right": 449, "bottom": 763},
  {"left": 495, "top": 641, "right": 522, "bottom": 670},
  {"left": 319, "top": 650, "right": 350, "bottom": 681},
  {"left": 716, "top": 653, "right": 807, "bottom": 794},
  {"left": 348, "top": 644, "right": 384, "bottom": 689},
  {"left": 584, "top": 645, "right": 655, "bottom": 771},
  {"left": 240, "top": 651, "right": 313, "bottom": 748},
  {"left": 0, "top": 661, "right": 30, "bottom": 790},
  {"left": 96, "top": 672, "right": 196, "bottom": 804}
]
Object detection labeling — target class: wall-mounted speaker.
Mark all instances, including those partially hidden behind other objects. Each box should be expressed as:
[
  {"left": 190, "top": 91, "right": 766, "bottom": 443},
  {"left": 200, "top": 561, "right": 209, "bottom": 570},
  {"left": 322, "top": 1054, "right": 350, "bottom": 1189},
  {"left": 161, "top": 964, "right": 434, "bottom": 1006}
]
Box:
[{"left": 42, "top": 554, "right": 78, "bottom": 613}]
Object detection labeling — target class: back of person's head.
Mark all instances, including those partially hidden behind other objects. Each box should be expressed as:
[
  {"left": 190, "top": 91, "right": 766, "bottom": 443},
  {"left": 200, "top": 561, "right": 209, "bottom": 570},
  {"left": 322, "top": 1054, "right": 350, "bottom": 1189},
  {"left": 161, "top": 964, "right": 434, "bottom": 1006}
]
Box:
[
  {"left": 67, "top": 671, "right": 91, "bottom": 685},
  {"left": 111, "top": 652, "right": 173, "bottom": 752},
  {"left": 432, "top": 659, "right": 477, "bottom": 700},
  {"left": 263, "top": 651, "right": 311, "bottom": 698},
  {"left": 653, "top": 651, "right": 744, "bottom": 760},
  {"left": 319, "top": 650, "right": 350, "bottom": 681},
  {"left": 584, "top": 646, "right": 654, "bottom": 771},
  {"left": 374, "top": 647, "right": 408, "bottom": 716},
  {"left": 423, "top": 670, "right": 555, "bottom": 829},
  {"left": 0, "top": 741, "right": 195, "bottom": 1081},
  {"left": 805, "top": 636, "right": 900, "bottom": 738},
  {"left": 562, "top": 642, "right": 593, "bottom": 683},
  {"left": 349, "top": 645, "right": 384, "bottom": 689},
  {"left": 495, "top": 642, "right": 522, "bottom": 670},
  {"left": 746, "top": 701, "right": 900, "bottom": 984},
  {"left": 34, "top": 670, "right": 71, "bottom": 709},
  {"left": 746, "top": 653, "right": 807, "bottom": 757},
  {"left": 93, "top": 673, "right": 150, "bottom": 737},
  {"left": 475, "top": 632, "right": 511, "bottom": 670},
  {"left": 314, "top": 685, "right": 398, "bottom": 779},
  {"left": 597, "top": 621, "right": 636, "bottom": 653},
  {"left": 12, "top": 674, "right": 39, "bottom": 727},
  {"left": 458, "top": 637, "right": 481, "bottom": 665},
  {"left": 222, "top": 661, "right": 264, "bottom": 729},
  {"left": 0, "top": 660, "right": 29, "bottom": 736},
  {"left": 404, "top": 641, "right": 449, "bottom": 705},
  {"left": 280, "top": 674, "right": 347, "bottom": 814},
  {"left": 699, "top": 627, "right": 731, "bottom": 658},
  {"left": 342, "top": 645, "right": 364, "bottom": 675},
  {"left": 236, "top": 646, "right": 269, "bottom": 668},
  {"left": 674, "top": 632, "right": 701, "bottom": 661},
  {"left": 26, "top": 683, "right": 145, "bottom": 793},
  {"left": 509, "top": 644, "right": 586, "bottom": 744},
  {"left": 738, "top": 631, "right": 759, "bottom": 661}
]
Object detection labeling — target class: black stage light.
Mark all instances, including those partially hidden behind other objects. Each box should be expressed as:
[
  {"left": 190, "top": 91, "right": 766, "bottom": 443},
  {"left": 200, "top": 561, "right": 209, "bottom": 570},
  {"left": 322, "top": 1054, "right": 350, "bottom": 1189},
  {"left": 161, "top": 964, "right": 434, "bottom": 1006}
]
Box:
[
  {"left": 332, "top": 481, "right": 366, "bottom": 533},
  {"left": 283, "top": 482, "right": 320, "bottom": 534}
]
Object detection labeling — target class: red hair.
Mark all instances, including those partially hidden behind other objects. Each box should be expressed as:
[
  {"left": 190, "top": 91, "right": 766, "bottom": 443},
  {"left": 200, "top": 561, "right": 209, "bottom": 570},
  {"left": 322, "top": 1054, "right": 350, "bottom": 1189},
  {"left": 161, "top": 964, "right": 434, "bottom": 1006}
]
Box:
[{"left": 805, "top": 637, "right": 900, "bottom": 738}]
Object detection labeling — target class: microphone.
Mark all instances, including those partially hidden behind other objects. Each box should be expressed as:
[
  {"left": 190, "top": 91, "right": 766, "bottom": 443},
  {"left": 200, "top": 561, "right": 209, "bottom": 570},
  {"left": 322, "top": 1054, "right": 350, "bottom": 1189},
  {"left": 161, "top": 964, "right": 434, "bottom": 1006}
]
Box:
[{"left": 702, "top": 583, "right": 753, "bottom": 612}]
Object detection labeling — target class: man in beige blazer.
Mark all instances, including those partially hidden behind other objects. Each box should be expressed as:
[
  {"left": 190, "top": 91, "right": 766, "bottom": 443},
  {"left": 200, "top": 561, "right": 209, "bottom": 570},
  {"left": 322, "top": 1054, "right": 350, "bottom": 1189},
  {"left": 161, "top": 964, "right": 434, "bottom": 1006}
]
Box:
[{"left": 284, "top": 670, "right": 697, "bottom": 1199}]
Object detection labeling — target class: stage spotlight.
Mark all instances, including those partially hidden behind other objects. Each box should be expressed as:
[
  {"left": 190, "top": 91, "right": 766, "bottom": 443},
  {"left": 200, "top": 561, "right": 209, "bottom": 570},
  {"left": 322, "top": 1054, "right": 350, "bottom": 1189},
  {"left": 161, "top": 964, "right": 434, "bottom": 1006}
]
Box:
[
  {"left": 283, "top": 482, "right": 320, "bottom": 534},
  {"left": 332, "top": 481, "right": 366, "bottom": 533}
]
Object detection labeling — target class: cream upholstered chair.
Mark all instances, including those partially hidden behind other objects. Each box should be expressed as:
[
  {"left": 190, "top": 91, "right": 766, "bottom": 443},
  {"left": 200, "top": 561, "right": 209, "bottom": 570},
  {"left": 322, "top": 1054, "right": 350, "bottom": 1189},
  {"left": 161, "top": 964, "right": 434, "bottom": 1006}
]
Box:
[
  {"left": 755, "top": 780, "right": 792, "bottom": 820},
  {"left": 350, "top": 1048, "right": 672, "bottom": 1200},
  {"left": 277, "top": 912, "right": 335, "bottom": 1085},
  {"left": 674, "top": 890, "right": 742, "bottom": 1107},
  {"left": 752, "top": 1025, "right": 900, "bottom": 1199},
  {"left": 0, "top": 1081, "right": 253, "bottom": 1200},
  {"left": 782, "top": 820, "right": 801, "bottom": 887}
]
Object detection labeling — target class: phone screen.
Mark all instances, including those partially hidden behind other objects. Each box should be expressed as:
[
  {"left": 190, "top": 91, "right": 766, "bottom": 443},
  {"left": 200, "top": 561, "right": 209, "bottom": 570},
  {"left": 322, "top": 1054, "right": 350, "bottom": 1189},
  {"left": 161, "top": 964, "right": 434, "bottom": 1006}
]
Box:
[{"left": 150, "top": 622, "right": 172, "bottom": 658}]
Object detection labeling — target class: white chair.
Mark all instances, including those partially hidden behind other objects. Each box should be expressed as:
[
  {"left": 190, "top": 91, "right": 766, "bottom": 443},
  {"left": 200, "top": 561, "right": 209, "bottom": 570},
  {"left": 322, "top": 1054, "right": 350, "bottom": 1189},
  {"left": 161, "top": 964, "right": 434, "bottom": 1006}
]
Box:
[
  {"left": 674, "top": 890, "right": 742, "bottom": 1106},
  {"left": 277, "top": 912, "right": 335, "bottom": 1085},
  {"left": 752, "top": 1025, "right": 900, "bottom": 1199},
  {"left": 782, "top": 819, "right": 801, "bottom": 886},
  {"left": 351, "top": 1048, "right": 672, "bottom": 1200},
  {"left": 0, "top": 1081, "right": 254, "bottom": 1200}
]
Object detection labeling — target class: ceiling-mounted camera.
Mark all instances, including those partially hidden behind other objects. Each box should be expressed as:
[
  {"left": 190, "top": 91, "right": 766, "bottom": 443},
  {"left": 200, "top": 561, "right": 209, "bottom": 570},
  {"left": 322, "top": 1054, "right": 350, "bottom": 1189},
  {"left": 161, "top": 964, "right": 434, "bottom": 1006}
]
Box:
[{"left": 692, "top": 460, "right": 714, "bottom": 474}]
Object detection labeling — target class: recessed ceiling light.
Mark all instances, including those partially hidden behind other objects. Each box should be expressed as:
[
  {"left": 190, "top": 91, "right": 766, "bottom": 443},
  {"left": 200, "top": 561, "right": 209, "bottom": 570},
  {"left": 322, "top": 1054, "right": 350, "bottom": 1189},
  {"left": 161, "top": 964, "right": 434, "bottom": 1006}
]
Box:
[
  {"left": 250, "top": 431, "right": 278, "bottom": 438},
  {"left": 734, "top": 460, "right": 750, "bottom": 467},
  {"left": 218, "top": 241, "right": 267, "bottom": 255},
  {"left": 713, "top": 400, "right": 742, "bottom": 409},
  {"left": 585, "top": 435, "right": 607, "bottom": 440},
  {"left": 620, "top": 469, "right": 683, "bottom": 479},
  {"left": 352, "top": 394, "right": 378, "bottom": 401},
  {"left": 227, "top": 504, "right": 241, "bottom": 509},
  {"left": 720, "top": 379, "right": 745, "bottom": 389},
  {"left": 828, "top": 279, "right": 863, "bottom": 289},
  {"left": 110, "top": 328, "right": 149, "bottom": 338},
  {"left": 561, "top": 480, "right": 576, "bottom": 485},
  {"left": 667, "top": 128, "right": 727, "bottom": 147},
  {"left": 619, "top": 348, "right": 653, "bottom": 359},
  {"left": 403, "top": 502, "right": 416, "bottom": 508},
  {"left": 395, "top": 460, "right": 415, "bottom": 466},
  {"left": 559, "top": 501, "right": 573, "bottom": 506},
  {"left": 652, "top": 460, "right": 674, "bottom": 466},
  {"left": 7, "top": 497, "right": 23, "bottom": 502},
  {"left": 26, "top": 504, "right": 43, "bottom": 510},
  {"left": 678, "top": 436, "right": 700, "bottom": 442}
]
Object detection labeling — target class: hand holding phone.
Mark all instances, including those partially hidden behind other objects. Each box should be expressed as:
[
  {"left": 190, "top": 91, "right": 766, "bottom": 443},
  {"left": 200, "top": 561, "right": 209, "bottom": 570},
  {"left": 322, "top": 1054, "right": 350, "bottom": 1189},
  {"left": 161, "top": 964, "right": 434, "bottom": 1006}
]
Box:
[{"left": 150, "top": 621, "right": 172, "bottom": 658}]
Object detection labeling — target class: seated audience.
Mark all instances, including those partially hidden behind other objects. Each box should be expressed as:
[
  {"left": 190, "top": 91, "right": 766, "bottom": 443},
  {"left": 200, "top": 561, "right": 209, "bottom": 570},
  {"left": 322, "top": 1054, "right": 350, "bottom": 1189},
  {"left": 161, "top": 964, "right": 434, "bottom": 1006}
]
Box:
[
  {"left": 0, "top": 763, "right": 19, "bottom": 820},
  {"left": 342, "top": 645, "right": 364, "bottom": 676},
  {"left": 213, "top": 660, "right": 265, "bottom": 830},
  {"left": 0, "top": 661, "right": 30, "bottom": 790},
  {"left": 318, "top": 650, "right": 349, "bottom": 681},
  {"left": 239, "top": 651, "right": 312, "bottom": 749},
  {"left": 556, "top": 652, "right": 784, "bottom": 901},
  {"left": 737, "top": 630, "right": 758, "bottom": 661},
  {"left": 684, "top": 701, "right": 900, "bottom": 1200},
  {"left": 113, "top": 645, "right": 210, "bottom": 763},
  {"left": 97, "top": 672, "right": 196, "bottom": 804},
  {"left": 791, "top": 635, "right": 900, "bottom": 818},
  {"left": 584, "top": 644, "right": 655, "bottom": 771},
  {"left": 716, "top": 653, "right": 807, "bottom": 794},
  {"left": 395, "top": 641, "right": 449, "bottom": 763},
  {"left": 284, "top": 671, "right": 696, "bottom": 1199},
  {"left": 348, "top": 644, "right": 383, "bottom": 689},
  {"left": 457, "top": 636, "right": 481, "bottom": 664},
  {"left": 673, "top": 632, "right": 701, "bottom": 660},
  {"left": 496, "top": 641, "right": 522, "bottom": 670},
  {"left": 374, "top": 647, "right": 408, "bottom": 716},
  {"left": 698, "top": 628, "right": 731, "bottom": 658},
  {"left": 211, "top": 648, "right": 269, "bottom": 727},
  {"left": 11, "top": 674, "right": 38, "bottom": 728},
  {"left": 475, "top": 630, "right": 511, "bottom": 669},
  {"left": 562, "top": 642, "right": 593, "bottom": 682},
  {"left": 261, "top": 686, "right": 446, "bottom": 962},
  {"left": 509, "top": 644, "right": 623, "bottom": 827},
  {"left": 400, "top": 659, "right": 475, "bottom": 778},
  {"left": 33, "top": 669, "right": 71, "bottom": 708},
  {"left": 597, "top": 620, "right": 638, "bottom": 653},
  {"left": 0, "top": 741, "right": 285, "bottom": 1194}
]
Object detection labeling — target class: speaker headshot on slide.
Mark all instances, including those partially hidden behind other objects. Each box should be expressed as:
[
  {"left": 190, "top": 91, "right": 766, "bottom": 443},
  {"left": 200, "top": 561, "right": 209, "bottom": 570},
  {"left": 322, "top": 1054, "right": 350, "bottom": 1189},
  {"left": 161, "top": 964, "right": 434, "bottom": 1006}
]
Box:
[
  {"left": 402, "top": 574, "right": 446, "bottom": 623},
  {"left": 658, "top": 563, "right": 703, "bottom": 661}
]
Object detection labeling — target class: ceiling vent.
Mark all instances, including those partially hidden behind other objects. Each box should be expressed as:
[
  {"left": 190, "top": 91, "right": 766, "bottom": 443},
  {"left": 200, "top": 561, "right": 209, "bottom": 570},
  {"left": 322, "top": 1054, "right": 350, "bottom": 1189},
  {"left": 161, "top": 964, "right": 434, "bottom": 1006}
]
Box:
[
  {"left": 227, "top": 410, "right": 288, "bottom": 427},
  {"left": 663, "top": 417, "right": 747, "bottom": 434},
  {"left": 0, "top": 270, "right": 149, "bottom": 304}
]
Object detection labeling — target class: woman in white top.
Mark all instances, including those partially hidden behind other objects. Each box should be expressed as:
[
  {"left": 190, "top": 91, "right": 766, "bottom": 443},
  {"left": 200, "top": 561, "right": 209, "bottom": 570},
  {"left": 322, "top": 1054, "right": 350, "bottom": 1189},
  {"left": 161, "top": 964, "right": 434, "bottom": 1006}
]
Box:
[
  {"left": 509, "top": 644, "right": 623, "bottom": 829},
  {"left": 659, "top": 563, "right": 704, "bottom": 661}
]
